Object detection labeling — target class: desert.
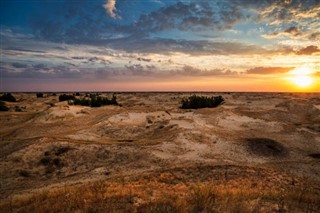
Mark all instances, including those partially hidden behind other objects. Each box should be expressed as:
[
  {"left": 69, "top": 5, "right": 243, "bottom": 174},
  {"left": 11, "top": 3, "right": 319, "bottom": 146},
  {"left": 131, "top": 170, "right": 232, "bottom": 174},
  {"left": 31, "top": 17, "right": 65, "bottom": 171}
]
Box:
[{"left": 0, "top": 92, "right": 320, "bottom": 212}]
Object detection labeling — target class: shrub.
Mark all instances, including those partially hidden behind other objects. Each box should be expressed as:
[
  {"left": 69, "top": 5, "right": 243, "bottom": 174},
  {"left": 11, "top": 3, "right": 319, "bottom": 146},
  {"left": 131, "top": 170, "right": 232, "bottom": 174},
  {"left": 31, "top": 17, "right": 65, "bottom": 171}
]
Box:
[
  {"left": 0, "top": 93, "right": 16, "bottom": 102},
  {"left": 36, "top": 93, "right": 44, "bottom": 98},
  {"left": 40, "top": 156, "right": 52, "bottom": 165},
  {"left": 19, "top": 170, "right": 31, "bottom": 177},
  {"left": 180, "top": 95, "right": 224, "bottom": 109},
  {"left": 59, "top": 94, "right": 75, "bottom": 102},
  {"left": 53, "top": 158, "right": 63, "bottom": 168},
  {"left": 14, "top": 106, "right": 23, "bottom": 112},
  {"left": 0, "top": 101, "right": 9, "bottom": 111},
  {"left": 72, "top": 94, "right": 118, "bottom": 107},
  {"left": 55, "top": 147, "right": 71, "bottom": 156}
]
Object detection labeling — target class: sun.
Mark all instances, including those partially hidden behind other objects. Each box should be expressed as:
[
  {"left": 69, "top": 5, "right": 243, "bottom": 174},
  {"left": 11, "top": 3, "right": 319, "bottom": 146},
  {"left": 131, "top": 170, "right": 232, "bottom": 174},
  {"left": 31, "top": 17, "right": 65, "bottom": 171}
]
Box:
[
  {"left": 288, "top": 66, "right": 315, "bottom": 88},
  {"left": 291, "top": 75, "right": 314, "bottom": 87}
]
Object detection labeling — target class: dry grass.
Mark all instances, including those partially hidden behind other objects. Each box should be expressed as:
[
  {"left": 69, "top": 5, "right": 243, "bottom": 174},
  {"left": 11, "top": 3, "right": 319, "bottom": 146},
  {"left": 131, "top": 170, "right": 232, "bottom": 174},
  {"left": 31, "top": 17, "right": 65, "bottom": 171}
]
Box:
[{"left": 2, "top": 169, "right": 320, "bottom": 213}]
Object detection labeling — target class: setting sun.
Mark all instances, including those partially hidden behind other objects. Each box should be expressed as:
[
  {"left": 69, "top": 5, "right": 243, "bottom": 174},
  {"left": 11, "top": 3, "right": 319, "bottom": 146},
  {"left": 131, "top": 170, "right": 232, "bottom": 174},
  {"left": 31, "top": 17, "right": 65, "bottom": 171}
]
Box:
[
  {"left": 291, "top": 75, "right": 314, "bottom": 87},
  {"left": 288, "top": 66, "right": 316, "bottom": 88}
]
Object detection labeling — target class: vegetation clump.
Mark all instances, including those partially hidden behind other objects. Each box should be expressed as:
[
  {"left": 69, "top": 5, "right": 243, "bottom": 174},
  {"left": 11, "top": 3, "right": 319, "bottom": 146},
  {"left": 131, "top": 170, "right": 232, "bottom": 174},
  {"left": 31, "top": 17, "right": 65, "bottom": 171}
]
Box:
[
  {"left": 73, "top": 94, "right": 118, "bottom": 107},
  {"left": 14, "top": 106, "right": 23, "bottom": 112},
  {"left": 0, "top": 101, "right": 9, "bottom": 111},
  {"left": 36, "top": 93, "right": 44, "bottom": 98},
  {"left": 19, "top": 170, "right": 31, "bottom": 177},
  {"left": 58, "top": 94, "right": 75, "bottom": 102},
  {"left": 180, "top": 95, "right": 224, "bottom": 109},
  {"left": 0, "top": 93, "right": 16, "bottom": 102}
]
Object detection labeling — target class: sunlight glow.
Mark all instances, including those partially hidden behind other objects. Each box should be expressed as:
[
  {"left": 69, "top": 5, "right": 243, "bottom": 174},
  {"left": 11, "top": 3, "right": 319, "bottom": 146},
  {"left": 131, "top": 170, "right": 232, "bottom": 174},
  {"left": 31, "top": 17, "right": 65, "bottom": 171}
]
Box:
[
  {"left": 291, "top": 75, "right": 314, "bottom": 87},
  {"left": 288, "top": 66, "right": 316, "bottom": 88}
]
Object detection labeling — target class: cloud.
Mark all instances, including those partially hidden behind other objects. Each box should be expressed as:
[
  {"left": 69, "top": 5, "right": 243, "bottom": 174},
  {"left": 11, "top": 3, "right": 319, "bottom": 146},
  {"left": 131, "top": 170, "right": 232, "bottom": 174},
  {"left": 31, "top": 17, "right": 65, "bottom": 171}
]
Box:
[
  {"left": 105, "top": 38, "right": 270, "bottom": 55},
  {"left": 296, "top": 45, "right": 320, "bottom": 55},
  {"left": 11, "top": 62, "right": 29, "bottom": 69},
  {"left": 137, "top": 57, "right": 152, "bottom": 62},
  {"left": 246, "top": 67, "right": 294, "bottom": 74},
  {"left": 4, "top": 47, "right": 46, "bottom": 54},
  {"left": 309, "top": 32, "right": 320, "bottom": 40},
  {"left": 103, "top": 0, "right": 121, "bottom": 19},
  {"left": 263, "top": 25, "right": 308, "bottom": 39},
  {"left": 130, "top": 1, "right": 244, "bottom": 35},
  {"left": 2, "top": 59, "right": 239, "bottom": 81},
  {"left": 171, "top": 65, "right": 238, "bottom": 77},
  {"left": 258, "top": 0, "right": 320, "bottom": 24}
]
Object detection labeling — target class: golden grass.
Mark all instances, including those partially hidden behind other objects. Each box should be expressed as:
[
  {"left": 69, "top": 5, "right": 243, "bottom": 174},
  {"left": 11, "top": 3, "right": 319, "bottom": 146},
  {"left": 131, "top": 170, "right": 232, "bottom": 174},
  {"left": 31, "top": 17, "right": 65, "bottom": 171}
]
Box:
[{"left": 2, "top": 172, "right": 320, "bottom": 213}]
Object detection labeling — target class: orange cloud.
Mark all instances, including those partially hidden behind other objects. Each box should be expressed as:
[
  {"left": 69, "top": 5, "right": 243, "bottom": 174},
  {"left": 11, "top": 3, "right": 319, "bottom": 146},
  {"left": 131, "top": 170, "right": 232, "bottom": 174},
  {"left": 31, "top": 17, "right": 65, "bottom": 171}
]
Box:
[{"left": 296, "top": 45, "right": 320, "bottom": 55}]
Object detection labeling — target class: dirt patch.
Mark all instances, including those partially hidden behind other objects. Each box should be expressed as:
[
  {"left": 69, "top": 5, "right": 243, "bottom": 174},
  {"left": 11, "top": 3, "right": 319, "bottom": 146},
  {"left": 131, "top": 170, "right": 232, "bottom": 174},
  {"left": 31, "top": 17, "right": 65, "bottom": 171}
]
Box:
[{"left": 245, "top": 138, "right": 288, "bottom": 158}]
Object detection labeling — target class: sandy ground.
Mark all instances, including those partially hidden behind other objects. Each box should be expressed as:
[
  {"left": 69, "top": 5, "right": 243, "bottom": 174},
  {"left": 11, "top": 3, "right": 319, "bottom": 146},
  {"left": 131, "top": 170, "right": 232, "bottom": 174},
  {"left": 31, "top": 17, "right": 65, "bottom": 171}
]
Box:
[{"left": 0, "top": 92, "right": 320, "bottom": 200}]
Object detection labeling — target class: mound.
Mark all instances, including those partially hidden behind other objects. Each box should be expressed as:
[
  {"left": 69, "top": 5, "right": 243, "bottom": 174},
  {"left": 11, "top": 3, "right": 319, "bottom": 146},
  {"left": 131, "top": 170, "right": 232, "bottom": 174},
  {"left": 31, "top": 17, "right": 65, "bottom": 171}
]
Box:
[{"left": 245, "top": 138, "right": 288, "bottom": 158}]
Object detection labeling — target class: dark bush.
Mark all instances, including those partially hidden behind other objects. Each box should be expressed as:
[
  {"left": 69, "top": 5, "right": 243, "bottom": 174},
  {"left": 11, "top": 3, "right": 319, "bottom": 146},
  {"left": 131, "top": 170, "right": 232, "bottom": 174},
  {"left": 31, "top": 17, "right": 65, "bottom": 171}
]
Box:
[
  {"left": 19, "top": 170, "right": 31, "bottom": 177},
  {"left": 55, "top": 147, "right": 71, "bottom": 156},
  {"left": 14, "top": 106, "right": 23, "bottom": 112},
  {"left": 180, "top": 95, "right": 224, "bottom": 109},
  {"left": 72, "top": 94, "right": 118, "bottom": 107},
  {"left": 0, "top": 93, "right": 16, "bottom": 102},
  {"left": 0, "top": 101, "right": 9, "bottom": 111},
  {"left": 308, "top": 153, "right": 320, "bottom": 159},
  {"left": 59, "top": 94, "right": 75, "bottom": 102},
  {"left": 53, "top": 158, "right": 64, "bottom": 168},
  {"left": 75, "top": 92, "right": 80, "bottom": 96},
  {"left": 36, "top": 93, "right": 44, "bottom": 98},
  {"left": 40, "top": 156, "right": 52, "bottom": 165}
]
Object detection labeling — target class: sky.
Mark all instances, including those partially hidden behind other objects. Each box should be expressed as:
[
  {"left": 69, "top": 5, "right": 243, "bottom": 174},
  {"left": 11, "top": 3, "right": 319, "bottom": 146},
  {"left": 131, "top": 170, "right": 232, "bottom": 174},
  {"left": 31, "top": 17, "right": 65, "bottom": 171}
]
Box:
[{"left": 0, "top": 0, "right": 319, "bottom": 92}]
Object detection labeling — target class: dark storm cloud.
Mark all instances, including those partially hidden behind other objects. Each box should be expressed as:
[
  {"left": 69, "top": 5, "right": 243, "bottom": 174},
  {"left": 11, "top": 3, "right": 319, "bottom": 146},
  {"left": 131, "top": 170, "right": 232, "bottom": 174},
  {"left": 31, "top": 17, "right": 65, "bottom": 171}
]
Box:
[
  {"left": 296, "top": 45, "right": 320, "bottom": 55},
  {"left": 246, "top": 67, "right": 294, "bottom": 74}
]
